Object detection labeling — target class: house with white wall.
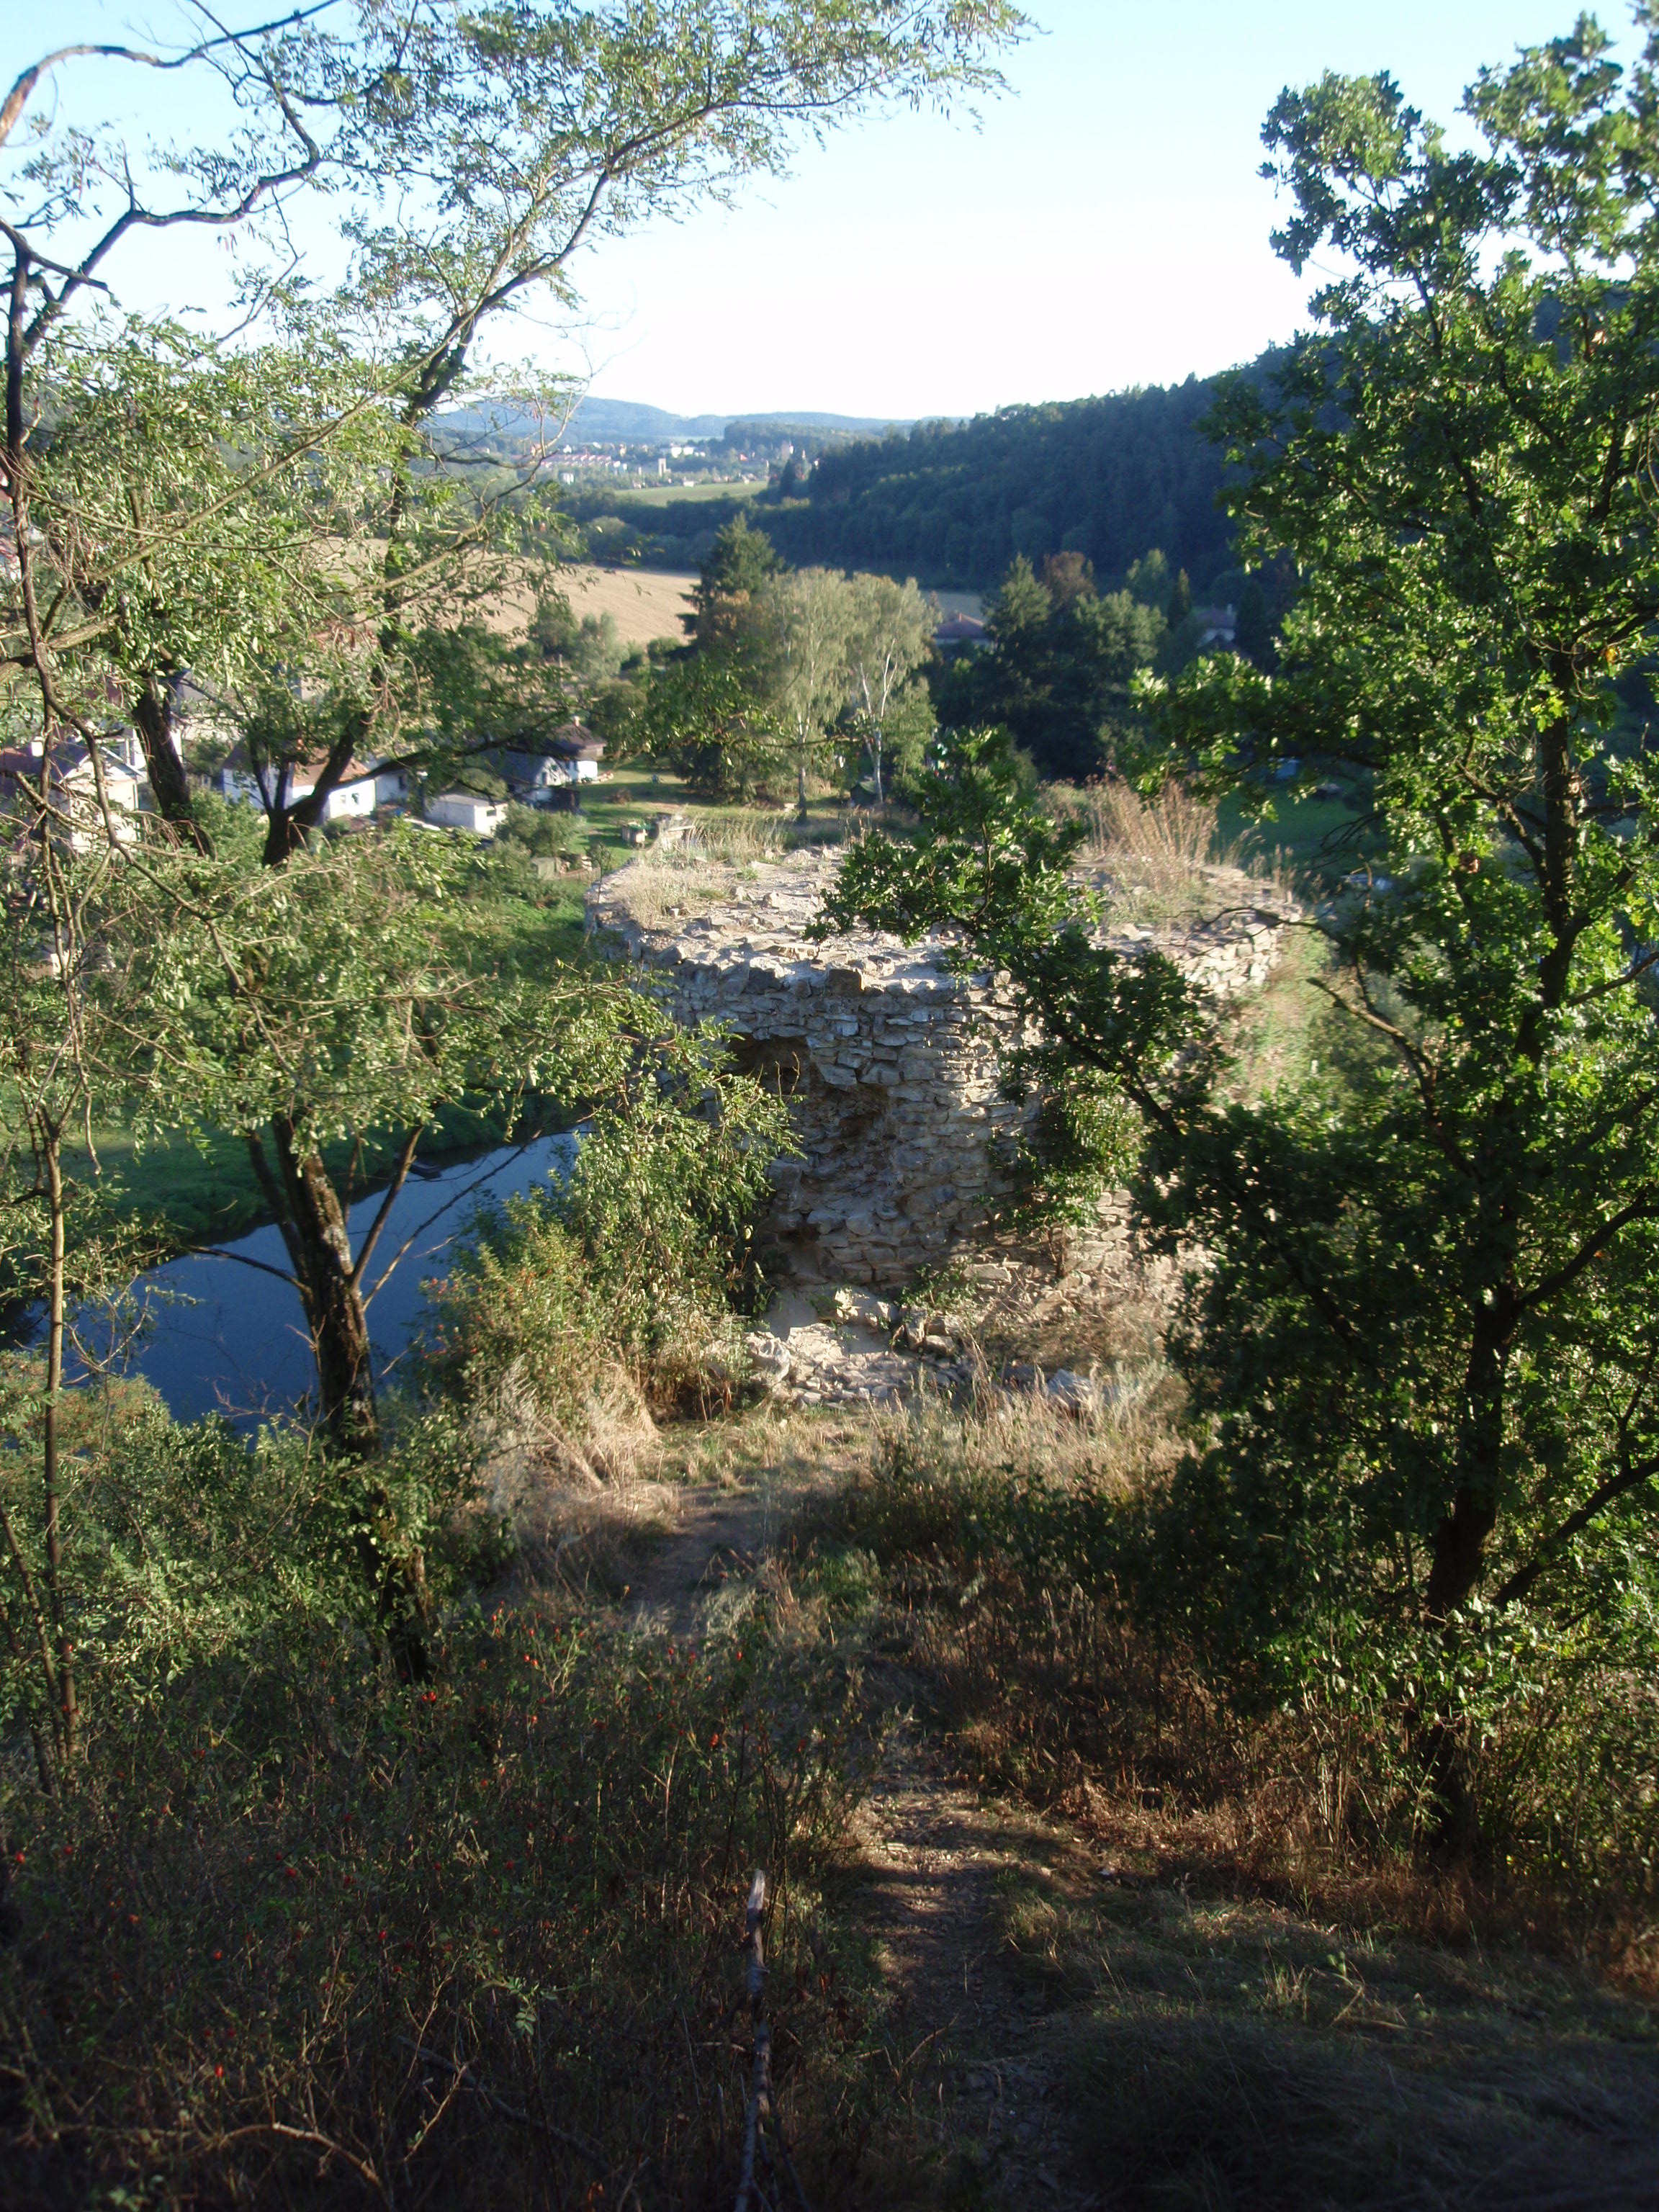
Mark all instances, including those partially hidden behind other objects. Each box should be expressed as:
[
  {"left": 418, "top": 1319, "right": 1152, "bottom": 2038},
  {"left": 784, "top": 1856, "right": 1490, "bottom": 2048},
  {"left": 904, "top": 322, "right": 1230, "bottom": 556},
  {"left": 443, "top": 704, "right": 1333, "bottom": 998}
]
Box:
[
  {"left": 220, "top": 748, "right": 402, "bottom": 819},
  {"left": 0, "top": 737, "right": 143, "bottom": 849},
  {"left": 425, "top": 791, "right": 508, "bottom": 835},
  {"left": 494, "top": 722, "right": 604, "bottom": 805}
]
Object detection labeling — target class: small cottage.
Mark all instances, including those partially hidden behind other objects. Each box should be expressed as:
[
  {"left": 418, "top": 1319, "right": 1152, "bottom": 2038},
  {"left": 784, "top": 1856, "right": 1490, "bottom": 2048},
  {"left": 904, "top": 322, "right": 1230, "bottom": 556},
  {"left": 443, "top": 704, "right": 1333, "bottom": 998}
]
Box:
[
  {"left": 495, "top": 721, "right": 604, "bottom": 804},
  {"left": 425, "top": 791, "right": 508, "bottom": 835}
]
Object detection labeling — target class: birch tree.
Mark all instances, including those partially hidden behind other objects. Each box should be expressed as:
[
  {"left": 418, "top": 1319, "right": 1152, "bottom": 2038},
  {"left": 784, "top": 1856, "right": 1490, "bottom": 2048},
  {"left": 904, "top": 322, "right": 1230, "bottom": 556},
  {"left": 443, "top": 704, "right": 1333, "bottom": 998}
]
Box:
[
  {"left": 844, "top": 572, "right": 932, "bottom": 803},
  {"left": 758, "top": 567, "right": 855, "bottom": 819}
]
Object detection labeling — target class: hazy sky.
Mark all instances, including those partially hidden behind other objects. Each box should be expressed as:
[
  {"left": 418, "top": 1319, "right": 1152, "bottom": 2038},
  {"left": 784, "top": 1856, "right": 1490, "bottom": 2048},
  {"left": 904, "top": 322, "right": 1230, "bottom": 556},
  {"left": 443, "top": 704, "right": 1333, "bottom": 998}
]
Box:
[
  {"left": 27, "top": 2, "right": 1629, "bottom": 419},
  {"left": 572, "top": 0, "right": 1604, "bottom": 418}
]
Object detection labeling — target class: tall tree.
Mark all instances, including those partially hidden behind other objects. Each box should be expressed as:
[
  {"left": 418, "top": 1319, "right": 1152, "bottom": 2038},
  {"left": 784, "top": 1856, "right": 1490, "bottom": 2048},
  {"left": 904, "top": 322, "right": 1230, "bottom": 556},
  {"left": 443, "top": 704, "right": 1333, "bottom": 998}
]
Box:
[
  {"left": 844, "top": 572, "right": 933, "bottom": 803},
  {"left": 0, "top": 1, "right": 1027, "bottom": 1500},
  {"left": 830, "top": 14, "right": 1659, "bottom": 1854},
  {"left": 936, "top": 552, "right": 1164, "bottom": 779},
  {"left": 687, "top": 515, "right": 784, "bottom": 647},
  {"left": 756, "top": 566, "right": 855, "bottom": 819}
]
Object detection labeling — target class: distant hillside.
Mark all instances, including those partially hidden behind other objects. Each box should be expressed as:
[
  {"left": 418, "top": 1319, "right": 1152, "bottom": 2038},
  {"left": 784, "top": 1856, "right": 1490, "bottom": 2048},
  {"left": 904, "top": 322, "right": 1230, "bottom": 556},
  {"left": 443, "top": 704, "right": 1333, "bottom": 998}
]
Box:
[
  {"left": 434, "top": 396, "right": 913, "bottom": 447},
  {"left": 755, "top": 373, "right": 1259, "bottom": 591},
  {"left": 577, "top": 400, "right": 911, "bottom": 443}
]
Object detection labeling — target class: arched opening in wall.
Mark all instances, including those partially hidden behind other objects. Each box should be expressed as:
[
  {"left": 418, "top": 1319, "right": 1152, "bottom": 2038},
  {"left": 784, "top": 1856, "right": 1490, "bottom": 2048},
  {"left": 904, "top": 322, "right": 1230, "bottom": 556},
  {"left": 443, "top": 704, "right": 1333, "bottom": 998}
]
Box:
[{"left": 727, "top": 1035, "right": 814, "bottom": 1100}]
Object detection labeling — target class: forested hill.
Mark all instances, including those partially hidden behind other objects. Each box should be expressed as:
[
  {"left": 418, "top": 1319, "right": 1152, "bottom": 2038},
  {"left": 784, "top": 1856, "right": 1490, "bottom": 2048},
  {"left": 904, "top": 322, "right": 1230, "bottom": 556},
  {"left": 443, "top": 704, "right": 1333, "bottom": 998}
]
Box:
[{"left": 758, "top": 372, "right": 1248, "bottom": 590}]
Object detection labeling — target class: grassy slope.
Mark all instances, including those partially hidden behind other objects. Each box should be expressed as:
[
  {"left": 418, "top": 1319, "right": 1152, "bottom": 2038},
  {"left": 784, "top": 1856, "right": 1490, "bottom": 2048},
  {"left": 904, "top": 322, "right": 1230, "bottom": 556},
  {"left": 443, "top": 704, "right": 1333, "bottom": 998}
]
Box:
[{"left": 750, "top": 1409, "right": 1659, "bottom": 2209}]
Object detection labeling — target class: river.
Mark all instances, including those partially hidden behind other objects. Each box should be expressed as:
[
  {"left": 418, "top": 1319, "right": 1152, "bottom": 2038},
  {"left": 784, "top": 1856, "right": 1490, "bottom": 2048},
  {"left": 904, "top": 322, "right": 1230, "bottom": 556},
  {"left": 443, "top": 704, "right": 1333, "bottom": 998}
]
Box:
[{"left": 104, "top": 1132, "right": 576, "bottom": 1427}]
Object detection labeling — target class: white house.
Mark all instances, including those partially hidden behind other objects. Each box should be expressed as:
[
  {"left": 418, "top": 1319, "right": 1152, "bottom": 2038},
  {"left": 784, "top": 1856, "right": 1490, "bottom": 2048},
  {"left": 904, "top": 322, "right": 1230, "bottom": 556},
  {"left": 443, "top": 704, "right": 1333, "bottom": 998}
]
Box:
[
  {"left": 220, "top": 747, "right": 402, "bottom": 819},
  {"left": 0, "top": 736, "right": 144, "bottom": 850},
  {"left": 495, "top": 723, "right": 604, "bottom": 805},
  {"left": 425, "top": 791, "right": 508, "bottom": 835}
]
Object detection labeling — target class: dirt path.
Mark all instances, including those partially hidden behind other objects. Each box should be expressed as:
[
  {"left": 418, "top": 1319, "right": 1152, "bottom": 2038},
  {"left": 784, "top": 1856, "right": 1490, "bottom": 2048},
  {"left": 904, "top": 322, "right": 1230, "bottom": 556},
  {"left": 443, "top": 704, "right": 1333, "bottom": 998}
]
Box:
[
  {"left": 626, "top": 1448, "right": 1097, "bottom": 2206},
  {"left": 850, "top": 1712, "right": 1093, "bottom": 2206}
]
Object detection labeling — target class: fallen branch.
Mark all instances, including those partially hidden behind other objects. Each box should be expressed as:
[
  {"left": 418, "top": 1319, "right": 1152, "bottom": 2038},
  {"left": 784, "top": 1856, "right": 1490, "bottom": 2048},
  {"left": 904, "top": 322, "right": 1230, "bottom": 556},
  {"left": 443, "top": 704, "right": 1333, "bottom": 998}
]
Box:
[{"left": 733, "top": 1869, "right": 810, "bottom": 2212}]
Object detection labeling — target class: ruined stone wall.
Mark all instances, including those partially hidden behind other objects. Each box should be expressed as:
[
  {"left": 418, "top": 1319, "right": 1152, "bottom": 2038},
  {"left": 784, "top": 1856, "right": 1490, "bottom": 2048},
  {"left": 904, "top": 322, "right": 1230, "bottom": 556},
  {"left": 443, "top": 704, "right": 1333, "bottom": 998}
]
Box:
[{"left": 588, "top": 849, "right": 1291, "bottom": 1288}]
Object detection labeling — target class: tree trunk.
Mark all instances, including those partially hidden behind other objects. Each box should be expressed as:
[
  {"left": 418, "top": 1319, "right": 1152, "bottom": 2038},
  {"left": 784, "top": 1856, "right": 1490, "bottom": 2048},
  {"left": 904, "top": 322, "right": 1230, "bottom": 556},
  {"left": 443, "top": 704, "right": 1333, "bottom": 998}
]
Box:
[
  {"left": 253, "top": 1123, "right": 431, "bottom": 1678},
  {"left": 41, "top": 1138, "right": 77, "bottom": 1763},
  {"left": 269, "top": 1117, "right": 379, "bottom": 1459},
  {"left": 130, "top": 675, "right": 206, "bottom": 845},
  {"left": 1415, "top": 1305, "right": 1510, "bottom": 1860}
]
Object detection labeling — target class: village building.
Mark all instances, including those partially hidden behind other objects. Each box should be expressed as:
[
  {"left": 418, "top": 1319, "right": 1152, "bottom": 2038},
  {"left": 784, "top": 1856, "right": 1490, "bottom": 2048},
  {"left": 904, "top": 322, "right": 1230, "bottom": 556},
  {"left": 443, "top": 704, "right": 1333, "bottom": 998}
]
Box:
[
  {"left": 0, "top": 734, "right": 145, "bottom": 850},
  {"left": 425, "top": 791, "right": 508, "bottom": 835},
  {"left": 1194, "top": 603, "right": 1238, "bottom": 647},
  {"left": 219, "top": 748, "right": 405, "bottom": 819},
  {"left": 493, "top": 722, "right": 604, "bottom": 804}
]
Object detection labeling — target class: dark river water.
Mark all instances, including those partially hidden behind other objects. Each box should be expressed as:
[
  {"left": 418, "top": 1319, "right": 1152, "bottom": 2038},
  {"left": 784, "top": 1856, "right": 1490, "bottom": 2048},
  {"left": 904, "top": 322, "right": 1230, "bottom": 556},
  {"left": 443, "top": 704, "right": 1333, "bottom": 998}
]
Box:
[{"left": 106, "top": 1133, "right": 576, "bottom": 1427}]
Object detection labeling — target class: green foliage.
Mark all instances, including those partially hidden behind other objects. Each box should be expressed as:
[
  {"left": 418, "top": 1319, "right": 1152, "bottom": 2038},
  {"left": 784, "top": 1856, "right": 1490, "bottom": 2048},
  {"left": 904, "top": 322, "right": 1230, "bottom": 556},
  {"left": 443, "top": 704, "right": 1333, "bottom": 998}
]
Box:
[
  {"left": 934, "top": 554, "right": 1166, "bottom": 780},
  {"left": 876, "top": 679, "right": 939, "bottom": 796},
  {"left": 689, "top": 515, "right": 784, "bottom": 645},
  {"left": 1136, "top": 16, "right": 1659, "bottom": 1703},
  {"left": 499, "top": 803, "right": 590, "bottom": 862},
  {"left": 637, "top": 650, "right": 788, "bottom": 799},
  {"left": 561, "top": 1025, "right": 795, "bottom": 1329},
  {"left": 843, "top": 570, "right": 935, "bottom": 800},
  {"left": 832, "top": 19, "right": 1659, "bottom": 1855},
  {"left": 423, "top": 1019, "right": 793, "bottom": 1417},
  {"left": 0, "top": 1603, "right": 874, "bottom": 2209},
  {"left": 527, "top": 588, "right": 624, "bottom": 686},
  {"left": 0, "top": 1375, "right": 347, "bottom": 1735},
  {"left": 752, "top": 379, "right": 1250, "bottom": 588}
]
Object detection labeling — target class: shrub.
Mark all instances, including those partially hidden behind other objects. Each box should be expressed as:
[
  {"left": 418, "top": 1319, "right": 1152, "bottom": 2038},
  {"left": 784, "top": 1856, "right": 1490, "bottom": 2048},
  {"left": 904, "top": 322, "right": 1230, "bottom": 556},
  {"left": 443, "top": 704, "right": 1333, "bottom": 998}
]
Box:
[
  {"left": 0, "top": 1602, "right": 878, "bottom": 2210},
  {"left": 422, "top": 1025, "right": 793, "bottom": 1429},
  {"left": 837, "top": 1395, "right": 1659, "bottom": 1958}
]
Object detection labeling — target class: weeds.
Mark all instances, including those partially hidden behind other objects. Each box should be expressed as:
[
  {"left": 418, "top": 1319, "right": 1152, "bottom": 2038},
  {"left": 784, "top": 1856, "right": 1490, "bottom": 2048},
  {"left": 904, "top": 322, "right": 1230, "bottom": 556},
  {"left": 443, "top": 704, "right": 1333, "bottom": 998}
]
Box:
[
  {"left": 0, "top": 1595, "right": 884, "bottom": 2210},
  {"left": 829, "top": 1391, "right": 1659, "bottom": 1979}
]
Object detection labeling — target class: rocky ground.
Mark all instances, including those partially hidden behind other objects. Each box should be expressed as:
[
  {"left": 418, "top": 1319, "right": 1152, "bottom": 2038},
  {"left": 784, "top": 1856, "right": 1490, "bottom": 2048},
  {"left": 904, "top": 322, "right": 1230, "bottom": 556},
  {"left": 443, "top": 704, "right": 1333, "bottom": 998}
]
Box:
[{"left": 743, "top": 1259, "right": 1141, "bottom": 1416}]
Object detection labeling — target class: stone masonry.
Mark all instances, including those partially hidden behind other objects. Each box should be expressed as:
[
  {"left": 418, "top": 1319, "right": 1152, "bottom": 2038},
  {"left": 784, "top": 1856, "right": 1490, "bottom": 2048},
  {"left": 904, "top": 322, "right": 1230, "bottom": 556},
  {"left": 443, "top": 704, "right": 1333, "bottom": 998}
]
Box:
[{"left": 588, "top": 848, "right": 1292, "bottom": 1288}]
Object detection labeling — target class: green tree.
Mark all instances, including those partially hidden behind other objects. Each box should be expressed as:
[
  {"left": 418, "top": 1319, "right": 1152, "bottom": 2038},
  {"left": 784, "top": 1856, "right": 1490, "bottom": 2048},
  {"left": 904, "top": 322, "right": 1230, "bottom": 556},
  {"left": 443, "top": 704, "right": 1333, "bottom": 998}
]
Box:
[
  {"left": 937, "top": 554, "right": 1164, "bottom": 780},
  {"left": 0, "top": 2, "right": 1027, "bottom": 1498},
  {"left": 755, "top": 566, "right": 856, "bottom": 819},
  {"left": 688, "top": 516, "right": 785, "bottom": 647},
  {"left": 832, "top": 16, "right": 1659, "bottom": 1854},
  {"left": 844, "top": 572, "right": 934, "bottom": 802},
  {"left": 638, "top": 652, "right": 788, "bottom": 800}
]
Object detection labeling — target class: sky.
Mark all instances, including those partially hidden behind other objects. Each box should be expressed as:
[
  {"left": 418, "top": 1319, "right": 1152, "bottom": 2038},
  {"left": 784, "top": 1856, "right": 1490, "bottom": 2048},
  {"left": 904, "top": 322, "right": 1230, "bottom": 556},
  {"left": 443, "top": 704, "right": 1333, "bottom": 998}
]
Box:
[
  {"left": 570, "top": 0, "right": 1605, "bottom": 418},
  {"left": 22, "top": 1, "right": 1635, "bottom": 421}
]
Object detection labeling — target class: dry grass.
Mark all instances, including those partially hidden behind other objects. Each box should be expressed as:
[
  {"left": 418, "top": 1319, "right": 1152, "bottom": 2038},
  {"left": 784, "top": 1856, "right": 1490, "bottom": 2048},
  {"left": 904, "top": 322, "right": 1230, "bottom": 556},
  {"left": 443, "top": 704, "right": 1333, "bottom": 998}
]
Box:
[
  {"left": 811, "top": 1377, "right": 1659, "bottom": 1986},
  {"left": 596, "top": 820, "right": 837, "bottom": 938},
  {"left": 1074, "top": 776, "right": 1224, "bottom": 877},
  {"left": 1052, "top": 776, "right": 1229, "bottom": 927},
  {"left": 688, "top": 809, "right": 791, "bottom": 863},
  {"left": 475, "top": 1362, "right": 678, "bottom": 1599},
  {"left": 479, "top": 561, "right": 697, "bottom": 647},
  {"left": 592, "top": 848, "right": 734, "bottom": 934},
  {"left": 984, "top": 1851, "right": 1659, "bottom": 2211}
]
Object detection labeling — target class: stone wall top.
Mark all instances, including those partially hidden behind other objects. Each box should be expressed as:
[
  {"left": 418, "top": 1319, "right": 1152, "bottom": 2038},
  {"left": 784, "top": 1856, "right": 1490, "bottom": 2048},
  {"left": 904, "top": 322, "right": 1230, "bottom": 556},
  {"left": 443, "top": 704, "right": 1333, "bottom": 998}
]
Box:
[
  {"left": 585, "top": 842, "right": 1297, "bottom": 1288},
  {"left": 586, "top": 846, "right": 964, "bottom": 999}
]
